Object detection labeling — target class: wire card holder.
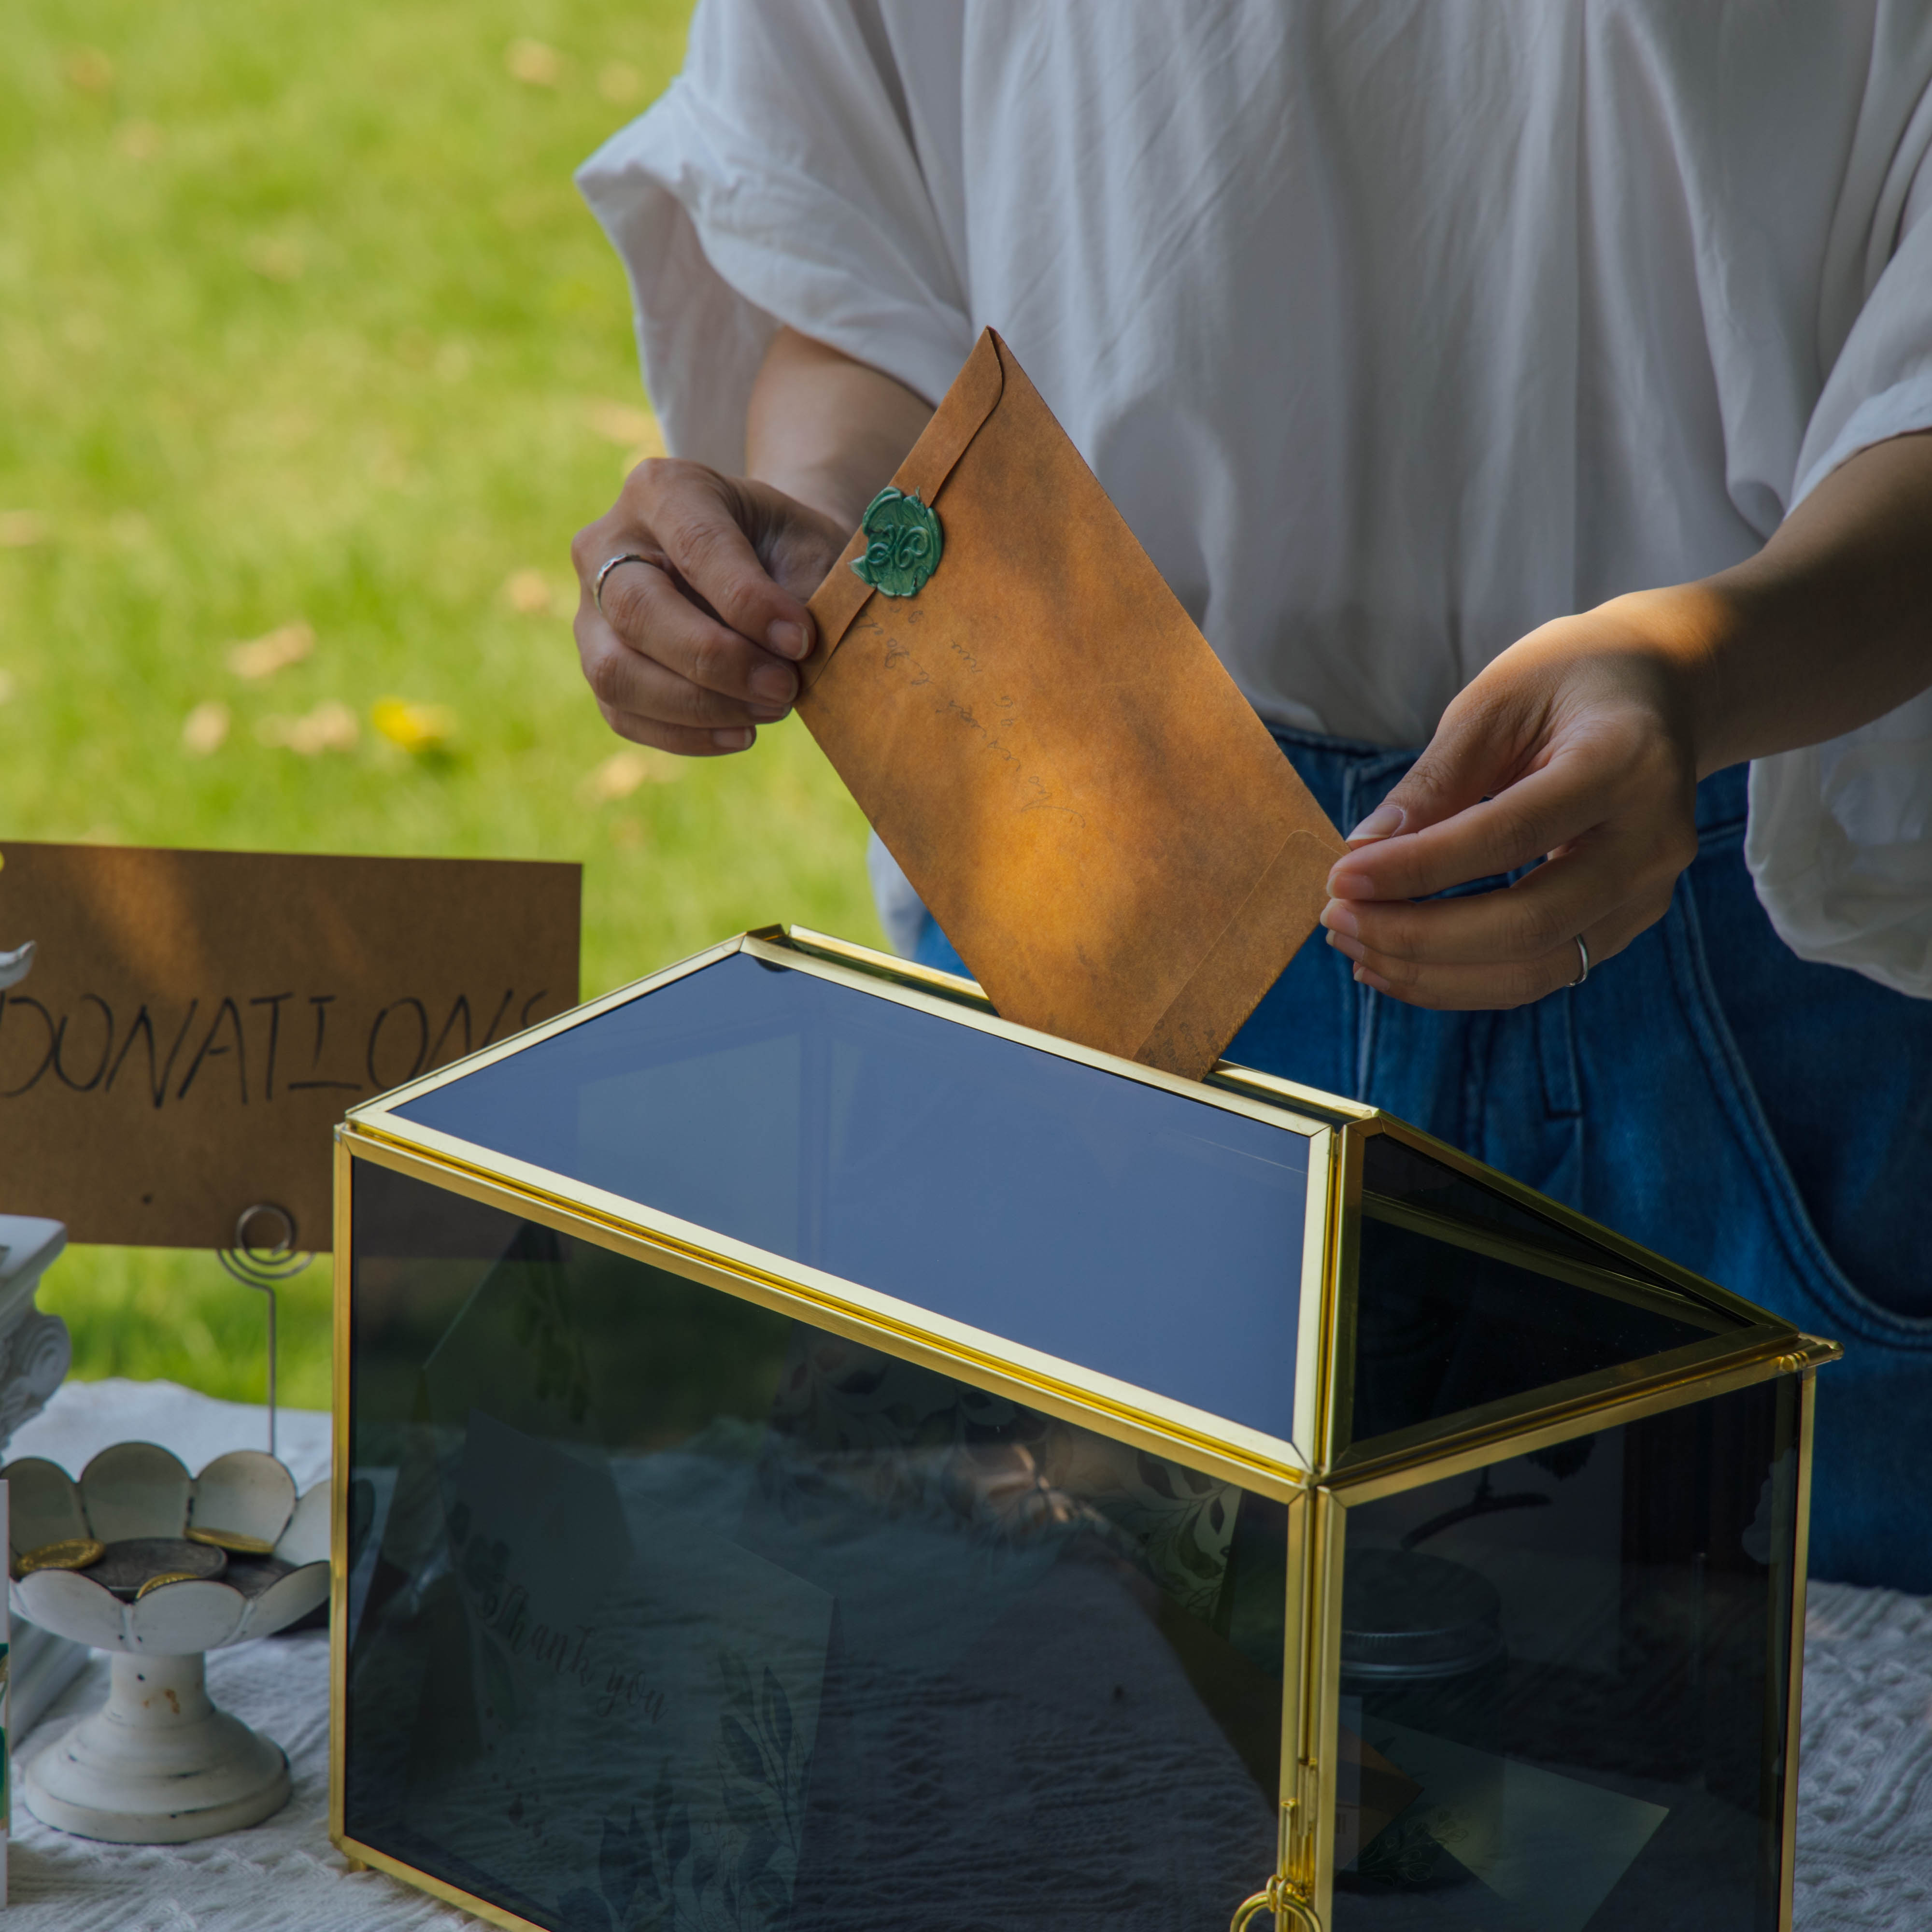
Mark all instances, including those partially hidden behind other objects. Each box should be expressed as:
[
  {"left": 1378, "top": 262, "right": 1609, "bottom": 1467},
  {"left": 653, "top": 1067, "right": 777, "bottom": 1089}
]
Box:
[{"left": 216, "top": 1203, "right": 311, "bottom": 1460}]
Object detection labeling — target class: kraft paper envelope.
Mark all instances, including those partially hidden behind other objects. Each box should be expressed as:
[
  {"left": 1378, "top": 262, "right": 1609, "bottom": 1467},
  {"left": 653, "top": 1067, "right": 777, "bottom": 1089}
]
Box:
[
  {"left": 801, "top": 329, "right": 1344, "bottom": 1081},
  {"left": 0, "top": 842, "right": 579, "bottom": 1249}
]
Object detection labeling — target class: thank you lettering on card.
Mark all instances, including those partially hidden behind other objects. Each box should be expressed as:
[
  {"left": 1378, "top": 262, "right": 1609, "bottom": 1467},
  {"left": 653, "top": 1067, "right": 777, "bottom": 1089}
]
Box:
[{"left": 0, "top": 842, "right": 580, "bottom": 1249}]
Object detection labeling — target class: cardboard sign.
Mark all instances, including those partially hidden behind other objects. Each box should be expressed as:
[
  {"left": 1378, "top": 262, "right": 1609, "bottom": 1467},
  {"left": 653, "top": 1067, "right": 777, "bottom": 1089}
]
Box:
[{"left": 0, "top": 843, "right": 579, "bottom": 1250}]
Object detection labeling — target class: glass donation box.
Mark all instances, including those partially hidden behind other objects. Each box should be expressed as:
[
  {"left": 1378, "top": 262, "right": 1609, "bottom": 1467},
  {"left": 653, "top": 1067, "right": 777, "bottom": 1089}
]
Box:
[{"left": 331, "top": 926, "right": 1835, "bottom": 1932}]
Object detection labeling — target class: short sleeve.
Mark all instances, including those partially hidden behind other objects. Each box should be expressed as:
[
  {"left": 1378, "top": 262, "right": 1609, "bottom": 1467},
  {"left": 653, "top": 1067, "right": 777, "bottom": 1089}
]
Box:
[
  {"left": 574, "top": 0, "right": 971, "bottom": 471},
  {"left": 1747, "top": 89, "right": 1932, "bottom": 997}
]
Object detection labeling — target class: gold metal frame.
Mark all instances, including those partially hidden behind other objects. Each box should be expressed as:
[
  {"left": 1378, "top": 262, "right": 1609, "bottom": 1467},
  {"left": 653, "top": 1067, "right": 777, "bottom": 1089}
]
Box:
[
  {"left": 1248, "top": 1077, "right": 1830, "bottom": 1931},
  {"left": 328, "top": 925, "right": 1834, "bottom": 1932},
  {"left": 1302, "top": 1340, "right": 1832, "bottom": 1932},
  {"left": 328, "top": 1133, "right": 352, "bottom": 1878},
  {"left": 1290, "top": 1129, "right": 1339, "bottom": 1461},
  {"left": 1778, "top": 1370, "right": 1818, "bottom": 1932},
  {"left": 1321, "top": 1125, "right": 1368, "bottom": 1463},
  {"left": 1325, "top": 1331, "right": 1833, "bottom": 1503},
  {"left": 1297, "top": 1486, "right": 1348, "bottom": 1922}
]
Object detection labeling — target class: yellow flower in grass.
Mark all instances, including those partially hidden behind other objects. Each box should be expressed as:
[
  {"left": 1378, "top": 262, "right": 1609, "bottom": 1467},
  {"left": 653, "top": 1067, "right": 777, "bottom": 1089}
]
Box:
[{"left": 371, "top": 697, "right": 457, "bottom": 755}]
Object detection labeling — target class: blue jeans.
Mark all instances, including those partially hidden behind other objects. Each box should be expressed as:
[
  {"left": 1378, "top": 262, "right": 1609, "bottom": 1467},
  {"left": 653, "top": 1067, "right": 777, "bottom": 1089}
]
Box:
[{"left": 913, "top": 727, "right": 1932, "bottom": 1590}]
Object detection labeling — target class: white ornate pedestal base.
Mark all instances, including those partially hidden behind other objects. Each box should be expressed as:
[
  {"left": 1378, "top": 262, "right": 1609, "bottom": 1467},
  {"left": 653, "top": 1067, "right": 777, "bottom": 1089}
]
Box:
[
  {"left": 6, "top": 1443, "right": 329, "bottom": 1842},
  {"left": 24, "top": 1651, "right": 291, "bottom": 1843}
]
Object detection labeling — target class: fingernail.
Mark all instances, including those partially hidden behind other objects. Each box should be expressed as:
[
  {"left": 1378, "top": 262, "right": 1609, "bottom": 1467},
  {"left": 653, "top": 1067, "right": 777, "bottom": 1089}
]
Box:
[
  {"left": 712, "top": 727, "right": 753, "bottom": 750},
  {"left": 1327, "top": 869, "right": 1378, "bottom": 901},
  {"left": 1321, "top": 902, "right": 1359, "bottom": 940},
  {"left": 767, "top": 619, "right": 810, "bottom": 661},
  {"left": 1346, "top": 803, "right": 1404, "bottom": 845},
  {"left": 751, "top": 664, "right": 797, "bottom": 705},
  {"left": 1327, "top": 931, "right": 1364, "bottom": 963}
]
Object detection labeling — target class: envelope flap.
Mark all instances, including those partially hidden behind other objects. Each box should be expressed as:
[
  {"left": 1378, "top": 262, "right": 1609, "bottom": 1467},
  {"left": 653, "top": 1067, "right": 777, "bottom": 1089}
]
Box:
[{"left": 802, "top": 331, "right": 1006, "bottom": 686}]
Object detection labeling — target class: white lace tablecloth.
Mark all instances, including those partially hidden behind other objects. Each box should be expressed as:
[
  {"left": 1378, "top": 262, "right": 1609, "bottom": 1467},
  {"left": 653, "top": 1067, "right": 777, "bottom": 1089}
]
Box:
[{"left": 0, "top": 1379, "right": 1925, "bottom": 1929}]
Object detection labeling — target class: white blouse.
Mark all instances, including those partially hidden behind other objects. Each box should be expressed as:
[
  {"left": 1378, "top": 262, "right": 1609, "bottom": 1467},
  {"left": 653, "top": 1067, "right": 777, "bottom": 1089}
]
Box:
[{"left": 579, "top": 0, "right": 1932, "bottom": 995}]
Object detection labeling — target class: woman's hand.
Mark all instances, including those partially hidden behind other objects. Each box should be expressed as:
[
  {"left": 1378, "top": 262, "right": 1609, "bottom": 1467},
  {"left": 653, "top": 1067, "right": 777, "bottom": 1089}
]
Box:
[
  {"left": 1319, "top": 593, "right": 1709, "bottom": 1008},
  {"left": 571, "top": 466, "right": 846, "bottom": 756},
  {"left": 570, "top": 327, "right": 935, "bottom": 757},
  {"left": 1324, "top": 428, "right": 1932, "bottom": 1009}
]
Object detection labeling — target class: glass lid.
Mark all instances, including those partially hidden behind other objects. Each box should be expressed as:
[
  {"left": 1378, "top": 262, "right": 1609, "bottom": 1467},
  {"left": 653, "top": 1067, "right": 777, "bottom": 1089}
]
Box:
[{"left": 388, "top": 952, "right": 1314, "bottom": 1445}]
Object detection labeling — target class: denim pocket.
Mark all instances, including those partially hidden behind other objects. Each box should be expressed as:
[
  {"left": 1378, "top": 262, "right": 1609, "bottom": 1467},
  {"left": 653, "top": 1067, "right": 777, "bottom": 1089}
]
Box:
[{"left": 1667, "top": 861, "right": 1932, "bottom": 1351}]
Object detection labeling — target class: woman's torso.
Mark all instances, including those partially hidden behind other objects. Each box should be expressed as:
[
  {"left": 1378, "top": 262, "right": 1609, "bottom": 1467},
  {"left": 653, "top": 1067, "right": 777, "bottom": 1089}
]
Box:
[{"left": 801, "top": 0, "right": 1932, "bottom": 743}]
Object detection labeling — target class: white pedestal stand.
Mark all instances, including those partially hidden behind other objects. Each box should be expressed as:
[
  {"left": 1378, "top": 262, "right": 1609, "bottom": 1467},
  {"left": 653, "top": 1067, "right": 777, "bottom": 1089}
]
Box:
[
  {"left": 0, "top": 1216, "right": 87, "bottom": 1731},
  {"left": 7, "top": 1445, "right": 329, "bottom": 1842},
  {"left": 24, "top": 1651, "right": 290, "bottom": 1843}
]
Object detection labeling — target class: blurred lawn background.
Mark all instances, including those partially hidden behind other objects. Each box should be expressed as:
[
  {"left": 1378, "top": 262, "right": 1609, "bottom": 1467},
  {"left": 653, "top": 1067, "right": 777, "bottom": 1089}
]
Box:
[{"left": 1, "top": 0, "right": 881, "bottom": 1409}]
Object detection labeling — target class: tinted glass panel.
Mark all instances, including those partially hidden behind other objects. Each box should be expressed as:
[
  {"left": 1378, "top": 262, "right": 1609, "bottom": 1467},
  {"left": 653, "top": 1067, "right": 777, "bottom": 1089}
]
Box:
[
  {"left": 1360, "top": 1137, "right": 1726, "bottom": 1301},
  {"left": 1350, "top": 1216, "right": 1723, "bottom": 1448},
  {"left": 345, "top": 1163, "right": 1288, "bottom": 1932},
  {"left": 395, "top": 953, "right": 1308, "bottom": 1439},
  {"left": 1349, "top": 1141, "right": 1733, "bottom": 1451},
  {"left": 1334, "top": 1378, "right": 1799, "bottom": 1932}
]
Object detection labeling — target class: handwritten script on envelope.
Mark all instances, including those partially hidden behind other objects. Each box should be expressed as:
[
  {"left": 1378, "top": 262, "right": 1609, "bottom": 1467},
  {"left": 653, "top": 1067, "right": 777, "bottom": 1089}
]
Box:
[
  {"left": 0, "top": 843, "right": 579, "bottom": 1250},
  {"left": 800, "top": 330, "right": 1344, "bottom": 1081}
]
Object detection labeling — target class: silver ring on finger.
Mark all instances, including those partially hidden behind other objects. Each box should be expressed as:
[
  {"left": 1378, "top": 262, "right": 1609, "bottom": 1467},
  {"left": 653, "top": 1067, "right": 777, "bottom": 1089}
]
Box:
[
  {"left": 1569, "top": 934, "right": 1591, "bottom": 988},
  {"left": 593, "top": 551, "right": 655, "bottom": 618}
]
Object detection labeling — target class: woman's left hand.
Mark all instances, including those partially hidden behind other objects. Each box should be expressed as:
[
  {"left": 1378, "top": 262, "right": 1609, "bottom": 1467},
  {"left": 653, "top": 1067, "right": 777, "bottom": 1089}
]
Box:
[
  {"left": 1321, "top": 428, "right": 1932, "bottom": 1009},
  {"left": 1319, "top": 590, "right": 1713, "bottom": 1009}
]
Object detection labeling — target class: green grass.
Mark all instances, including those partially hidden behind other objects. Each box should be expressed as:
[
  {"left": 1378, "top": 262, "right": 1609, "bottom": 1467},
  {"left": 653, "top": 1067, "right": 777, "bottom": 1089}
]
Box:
[{"left": 2, "top": 0, "right": 881, "bottom": 1409}]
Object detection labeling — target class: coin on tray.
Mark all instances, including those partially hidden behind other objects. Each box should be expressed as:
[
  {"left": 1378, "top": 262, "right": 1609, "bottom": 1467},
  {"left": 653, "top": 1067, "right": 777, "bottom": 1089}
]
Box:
[
  {"left": 16, "top": 1537, "right": 107, "bottom": 1576},
  {"left": 186, "top": 1525, "right": 277, "bottom": 1556},
  {"left": 89, "top": 1537, "right": 228, "bottom": 1599},
  {"left": 135, "top": 1570, "right": 206, "bottom": 1599}
]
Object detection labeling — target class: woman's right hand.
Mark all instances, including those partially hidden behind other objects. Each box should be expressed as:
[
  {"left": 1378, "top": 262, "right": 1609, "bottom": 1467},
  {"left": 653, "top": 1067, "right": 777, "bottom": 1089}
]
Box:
[{"left": 570, "top": 459, "right": 849, "bottom": 755}]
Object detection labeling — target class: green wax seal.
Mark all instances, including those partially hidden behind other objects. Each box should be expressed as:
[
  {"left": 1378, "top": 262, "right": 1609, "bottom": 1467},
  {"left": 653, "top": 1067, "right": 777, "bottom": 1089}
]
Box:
[{"left": 850, "top": 486, "right": 943, "bottom": 598}]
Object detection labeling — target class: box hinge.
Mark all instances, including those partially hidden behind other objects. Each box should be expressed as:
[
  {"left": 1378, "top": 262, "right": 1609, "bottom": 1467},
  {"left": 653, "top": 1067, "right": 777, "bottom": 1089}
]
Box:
[{"left": 1231, "top": 1774, "right": 1322, "bottom": 1932}]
